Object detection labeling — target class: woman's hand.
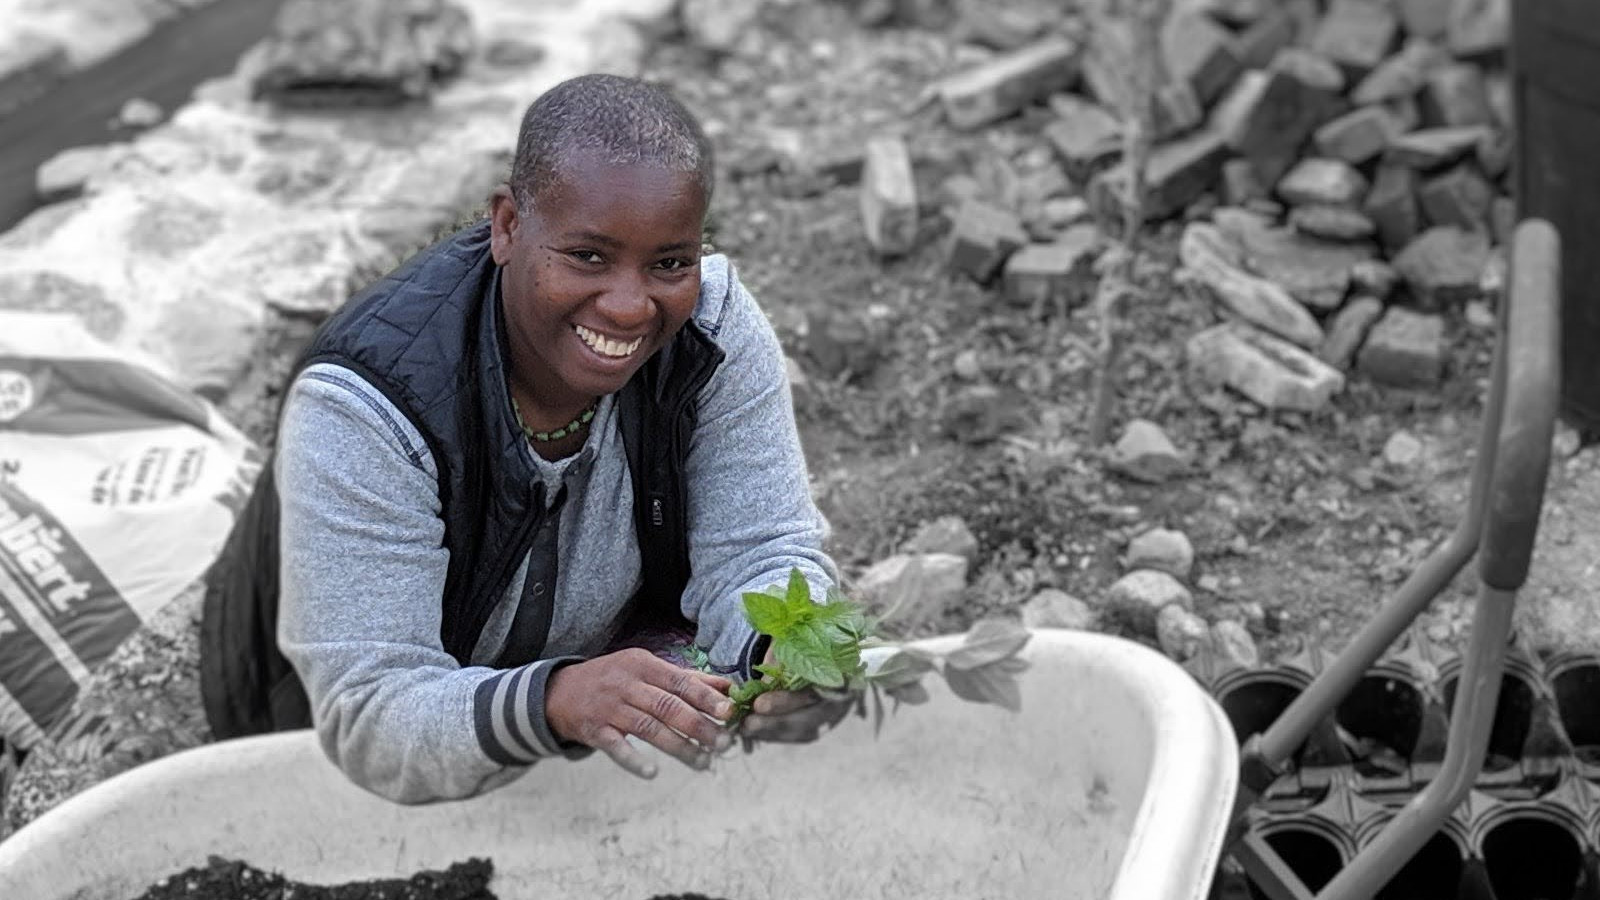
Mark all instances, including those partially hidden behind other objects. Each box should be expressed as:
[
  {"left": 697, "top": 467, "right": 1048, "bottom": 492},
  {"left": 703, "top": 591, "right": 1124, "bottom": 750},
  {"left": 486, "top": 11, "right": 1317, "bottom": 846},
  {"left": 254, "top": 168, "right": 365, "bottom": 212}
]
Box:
[
  {"left": 737, "top": 644, "right": 853, "bottom": 744},
  {"left": 545, "top": 648, "right": 737, "bottom": 779}
]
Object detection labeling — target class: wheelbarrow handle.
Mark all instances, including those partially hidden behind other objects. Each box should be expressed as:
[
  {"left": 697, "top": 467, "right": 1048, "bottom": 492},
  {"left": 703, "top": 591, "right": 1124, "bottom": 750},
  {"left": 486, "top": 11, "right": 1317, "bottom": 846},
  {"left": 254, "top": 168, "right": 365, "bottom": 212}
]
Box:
[{"left": 1479, "top": 219, "right": 1562, "bottom": 591}]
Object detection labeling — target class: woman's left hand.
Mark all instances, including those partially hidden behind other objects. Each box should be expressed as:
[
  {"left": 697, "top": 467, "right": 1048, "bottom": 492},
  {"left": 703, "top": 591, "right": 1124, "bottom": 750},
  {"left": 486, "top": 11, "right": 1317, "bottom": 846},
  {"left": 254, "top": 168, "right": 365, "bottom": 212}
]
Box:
[{"left": 736, "top": 645, "right": 853, "bottom": 744}]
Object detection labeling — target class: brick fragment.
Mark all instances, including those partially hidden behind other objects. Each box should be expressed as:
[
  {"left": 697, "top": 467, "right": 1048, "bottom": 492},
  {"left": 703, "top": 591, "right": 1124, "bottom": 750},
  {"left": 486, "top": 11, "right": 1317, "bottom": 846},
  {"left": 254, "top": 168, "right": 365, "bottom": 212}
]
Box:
[
  {"left": 1418, "top": 164, "right": 1493, "bottom": 231},
  {"left": 1211, "top": 69, "right": 1340, "bottom": 186},
  {"left": 1278, "top": 158, "right": 1369, "bottom": 208},
  {"left": 1230, "top": 4, "right": 1297, "bottom": 68},
  {"left": 1045, "top": 95, "right": 1122, "bottom": 181},
  {"left": 1475, "top": 128, "right": 1511, "bottom": 180},
  {"left": 1391, "top": 226, "right": 1490, "bottom": 308},
  {"left": 1188, "top": 323, "right": 1346, "bottom": 412},
  {"left": 1002, "top": 225, "right": 1101, "bottom": 311},
  {"left": 1357, "top": 308, "right": 1446, "bottom": 387},
  {"left": 946, "top": 200, "right": 1028, "bottom": 285},
  {"left": 1364, "top": 164, "right": 1423, "bottom": 252},
  {"left": 1313, "top": 0, "right": 1401, "bottom": 79},
  {"left": 1447, "top": 0, "right": 1509, "bottom": 61},
  {"left": 1397, "top": 0, "right": 1452, "bottom": 39},
  {"left": 940, "top": 36, "right": 1081, "bottom": 130},
  {"left": 859, "top": 136, "right": 920, "bottom": 257},
  {"left": 1314, "top": 106, "right": 1402, "bottom": 165},
  {"left": 1319, "top": 295, "right": 1386, "bottom": 369},
  {"left": 1420, "top": 63, "right": 1492, "bottom": 129},
  {"left": 1270, "top": 48, "right": 1346, "bottom": 95},
  {"left": 1384, "top": 126, "right": 1489, "bottom": 171},
  {"left": 1088, "top": 128, "right": 1230, "bottom": 223},
  {"left": 1222, "top": 159, "right": 1268, "bottom": 206},
  {"left": 1163, "top": 6, "right": 1243, "bottom": 106},
  {"left": 1351, "top": 38, "right": 1447, "bottom": 105},
  {"left": 1291, "top": 205, "right": 1377, "bottom": 242}
]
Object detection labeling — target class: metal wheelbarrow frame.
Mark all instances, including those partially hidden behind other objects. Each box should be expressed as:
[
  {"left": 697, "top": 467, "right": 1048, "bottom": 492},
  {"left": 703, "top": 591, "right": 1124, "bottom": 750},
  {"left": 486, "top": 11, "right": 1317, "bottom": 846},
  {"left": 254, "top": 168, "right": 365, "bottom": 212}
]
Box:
[{"left": 1226, "top": 220, "right": 1563, "bottom": 900}]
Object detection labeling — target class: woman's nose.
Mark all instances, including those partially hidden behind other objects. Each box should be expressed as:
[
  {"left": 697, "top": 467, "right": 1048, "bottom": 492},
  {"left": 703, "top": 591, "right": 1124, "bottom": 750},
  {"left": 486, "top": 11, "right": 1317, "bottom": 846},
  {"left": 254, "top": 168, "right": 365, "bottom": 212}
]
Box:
[{"left": 594, "top": 273, "right": 654, "bottom": 328}]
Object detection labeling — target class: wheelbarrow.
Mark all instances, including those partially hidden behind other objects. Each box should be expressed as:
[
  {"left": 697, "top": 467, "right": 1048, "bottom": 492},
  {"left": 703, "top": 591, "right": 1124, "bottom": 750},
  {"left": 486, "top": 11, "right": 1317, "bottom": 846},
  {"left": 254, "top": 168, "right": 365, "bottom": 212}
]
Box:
[
  {"left": 1223, "top": 218, "right": 1563, "bottom": 900},
  {"left": 0, "top": 629, "right": 1239, "bottom": 900}
]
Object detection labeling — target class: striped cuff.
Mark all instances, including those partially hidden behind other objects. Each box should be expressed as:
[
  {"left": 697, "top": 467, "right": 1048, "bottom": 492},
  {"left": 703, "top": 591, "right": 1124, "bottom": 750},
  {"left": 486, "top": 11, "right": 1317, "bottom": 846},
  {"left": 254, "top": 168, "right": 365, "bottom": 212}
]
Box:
[{"left": 473, "top": 657, "right": 587, "bottom": 766}]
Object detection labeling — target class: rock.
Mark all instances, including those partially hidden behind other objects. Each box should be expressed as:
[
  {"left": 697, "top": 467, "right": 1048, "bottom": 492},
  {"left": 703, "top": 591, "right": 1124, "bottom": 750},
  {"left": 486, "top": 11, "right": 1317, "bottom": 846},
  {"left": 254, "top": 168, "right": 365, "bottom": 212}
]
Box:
[
  {"left": 1179, "top": 223, "right": 1324, "bottom": 348},
  {"left": 1109, "top": 419, "right": 1186, "bottom": 484},
  {"left": 1163, "top": 7, "right": 1244, "bottom": 106},
  {"left": 1039, "top": 196, "right": 1092, "bottom": 230},
  {"left": 252, "top": 0, "right": 476, "bottom": 106},
  {"left": 1230, "top": 4, "right": 1298, "bottom": 69},
  {"left": 1210, "top": 620, "right": 1261, "bottom": 669},
  {"left": 1088, "top": 128, "right": 1229, "bottom": 224},
  {"left": 1107, "top": 570, "right": 1195, "bottom": 637},
  {"left": 1391, "top": 226, "right": 1490, "bottom": 308},
  {"left": 35, "top": 145, "right": 117, "bottom": 203},
  {"left": 1221, "top": 159, "right": 1269, "bottom": 207},
  {"left": 1210, "top": 69, "right": 1340, "bottom": 187},
  {"left": 1553, "top": 421, "right": 1584, "bottom": 459},
  {"left": 952, "top": 348, "right": 983, "bottom": 380},
  {"left": 1150, "top": 81, "right": 1206, "bottom": 142},
  {"left": 903, "top": 515, "right": 980, "bottom": 565},
  {"left": 1418, "top": 164, "right": 1494, "bottom": 230},
  {"left": 1269, "top": 48, "right": 1346, "bottom": 95},
  {"left": 1021, "top": 589, "right": 1097, "bottom": 631},
  {"left": 1314, "top": 106, "right": 1403, "bottom": 165},
  {"left": 1197, "top": 0, "right": 1270, "bottom": 26},
  {"left": 853, "top": 553, "right": 969, "bottom": 615},
  {"left": 0, "top": 31, "right": 68, "bottom": 118},
  {"left": 1384, "top": 126, "right": 1491, "bottom": 170},
  {"left": 1351, "top": 259, "right": 1400, "bottom": 299},
  {"left": 947, "top": 197, "right": 1028, "bottom": 284},
  {"left": 941, "top": 384, "right": 1024, "bottom": 444},
  {"left": 683, "top": 0, "right": 764, "bottom": 53},
  {"left": 784, "top": 355, "right": 810, "bottom": 394},
  {"left": 1189, "top": 323, "right": 1347, "bottom": 412},
  {"left": 1277, "top": 158, "right": 1370, "bottom": 208},
  {"left": 1158, "top": 604, "right": 1211, "bottom": 661},
  {"left": 115, "top": 98, "right": 164, "bottom": 129},
  {"left": 0, "top": 270, "right": 123, "bottom": 342},
  {"left": 939, "top": 35, "right": 1081, "bottom": 131},
  {"left": 1290, "top": 204, "right": 1377, "bottom": 242},
  {"left": 1464, "top": 300, "right": 1496, "bottom": 330},
  {"left": 1490, "top": 195, "right": 1516, "bottom": 247},
  {"left": 1364, "top": 164, "right": 1423, "bottom": 252},
  {"left": 1212, "top": 207, "right": 1375, "bottom": 312},
  {"left": 1318, "top": 295, "right": 1386, "bottom": 369},
  {"left": 954, "top": 3, "right": 1049, "bottom": 51},
  {"left": 859, "top": 136, "right": 919, "bottom": 257},
  {"left": 1127, "top": 528, "right": 1195, "bottom": 580},
  {"left": 1421, "top": 63, "right": 1493, "bottom": 128},
  {"left": 1351, "top": 38, "right": 1448, "bottom": 105},
  {"left": 1043, "top": 95, "right": 1122, "bottom": 182},
  {"left": 1002, "top": 227, "right": 1100, "bottom": 312},
  {"left": 1384, "top": 429, "right": 1425, "bottom": 466},
  {"left": 1484, "top": 70, "right": 1512, "bottom": 128},
  {"left": 1358, "top": 308, "right": 1446, "bottom": 387},
  {"left": 806, "top": 307, "right": 885, "bottom": 380},
  {"left": 1313, "top": 0, "right": 1401, "bottom": 79},
  {"left": 1447, "top": 0, "right": 1508, "bottom": 60}
]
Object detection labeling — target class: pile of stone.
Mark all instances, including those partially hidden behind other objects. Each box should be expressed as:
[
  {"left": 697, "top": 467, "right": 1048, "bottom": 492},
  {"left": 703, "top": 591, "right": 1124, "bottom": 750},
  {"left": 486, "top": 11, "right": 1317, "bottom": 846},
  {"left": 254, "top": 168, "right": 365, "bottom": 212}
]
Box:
[{"left": 858, "top": 0, "right": 1513, "bottom": 412}]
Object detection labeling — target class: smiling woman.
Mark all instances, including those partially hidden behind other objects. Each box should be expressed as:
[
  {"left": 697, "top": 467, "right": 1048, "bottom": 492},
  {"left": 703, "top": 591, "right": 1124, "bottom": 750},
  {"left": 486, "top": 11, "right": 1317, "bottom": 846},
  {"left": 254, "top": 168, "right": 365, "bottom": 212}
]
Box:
[{"left": 2, "top": 74, "right": 844, "bottom": 836}]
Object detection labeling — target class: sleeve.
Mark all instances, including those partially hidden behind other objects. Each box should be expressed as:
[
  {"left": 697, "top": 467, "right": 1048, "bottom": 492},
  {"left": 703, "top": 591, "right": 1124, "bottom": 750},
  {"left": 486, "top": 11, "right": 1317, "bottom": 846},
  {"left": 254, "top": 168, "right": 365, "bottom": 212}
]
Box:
[
  {"left": 274, "top": 365, "right": 586, "bottom": 806},
  {"left": 676, "top": 266, "right": 841, "bottom": 680}
]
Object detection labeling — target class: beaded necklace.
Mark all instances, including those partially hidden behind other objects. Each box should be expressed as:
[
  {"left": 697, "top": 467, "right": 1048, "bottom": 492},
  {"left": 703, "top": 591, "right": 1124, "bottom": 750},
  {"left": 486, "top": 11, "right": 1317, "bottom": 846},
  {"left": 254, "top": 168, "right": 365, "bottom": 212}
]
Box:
[{"left": 512, "top": 396, "right": 597, "bottom": 443}]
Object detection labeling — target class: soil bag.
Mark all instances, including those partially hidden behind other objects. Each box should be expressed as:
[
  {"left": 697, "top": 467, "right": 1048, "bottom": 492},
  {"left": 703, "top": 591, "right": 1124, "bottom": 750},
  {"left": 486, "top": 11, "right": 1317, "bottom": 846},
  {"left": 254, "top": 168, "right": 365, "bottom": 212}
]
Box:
[{"left": 0, "top": 311, "right": 259, "bottom": 750}]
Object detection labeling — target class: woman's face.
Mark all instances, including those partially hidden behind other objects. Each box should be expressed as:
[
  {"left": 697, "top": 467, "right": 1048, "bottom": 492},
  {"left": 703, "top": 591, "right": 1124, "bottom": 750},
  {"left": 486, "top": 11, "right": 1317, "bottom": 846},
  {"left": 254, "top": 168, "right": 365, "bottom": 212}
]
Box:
[{"left": 490, "top": 155, "right": 707, "bottom": 415}]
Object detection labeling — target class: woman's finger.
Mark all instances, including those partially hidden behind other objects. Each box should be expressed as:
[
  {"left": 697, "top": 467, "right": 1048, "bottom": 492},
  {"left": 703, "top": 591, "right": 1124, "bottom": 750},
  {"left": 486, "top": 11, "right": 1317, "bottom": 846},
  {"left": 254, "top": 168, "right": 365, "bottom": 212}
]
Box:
[
  {"left": 640, "top": 658, "right": 737, "bottom": 724},
  {"left": 618, "top": 699, "right": 715, "bottom": 772},
  {"left": 751, "top": 688, "right": 819, "bottom": 717},
  {"left": 592, "top": 725, "right": 660, "bottom": 780},
  {"left": 625, "top": 679, "right": 733, "bottom": 754}
]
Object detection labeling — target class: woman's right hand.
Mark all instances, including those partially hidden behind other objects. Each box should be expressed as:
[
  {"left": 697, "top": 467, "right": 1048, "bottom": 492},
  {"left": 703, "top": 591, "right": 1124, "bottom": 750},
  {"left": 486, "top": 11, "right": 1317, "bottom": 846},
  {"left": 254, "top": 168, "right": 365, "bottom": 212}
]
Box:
[{"left": 544, "top": 648, "right": 737, "bottom": 779}]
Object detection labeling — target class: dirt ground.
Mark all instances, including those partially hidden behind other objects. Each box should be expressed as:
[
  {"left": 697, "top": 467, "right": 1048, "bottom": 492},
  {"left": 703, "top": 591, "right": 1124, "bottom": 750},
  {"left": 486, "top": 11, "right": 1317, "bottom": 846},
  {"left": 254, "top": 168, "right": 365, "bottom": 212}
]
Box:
[{"left": 220, "top": 0, "right": 1597, "bottom": 673}]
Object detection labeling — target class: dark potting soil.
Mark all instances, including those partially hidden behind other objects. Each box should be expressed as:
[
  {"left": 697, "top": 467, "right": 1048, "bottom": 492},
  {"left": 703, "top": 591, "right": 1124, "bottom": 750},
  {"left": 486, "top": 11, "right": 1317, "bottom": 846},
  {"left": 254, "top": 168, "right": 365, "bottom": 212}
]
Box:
[{"left": 130, "top": 855, "right": 496, "bottom": 900}]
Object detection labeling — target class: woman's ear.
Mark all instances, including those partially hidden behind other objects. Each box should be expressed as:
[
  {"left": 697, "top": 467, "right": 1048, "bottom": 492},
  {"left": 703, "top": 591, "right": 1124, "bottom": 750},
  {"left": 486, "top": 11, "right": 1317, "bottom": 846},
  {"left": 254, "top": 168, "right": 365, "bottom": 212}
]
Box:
[{"left": 488, "top": 184, "right": 519, "bottom": 265}]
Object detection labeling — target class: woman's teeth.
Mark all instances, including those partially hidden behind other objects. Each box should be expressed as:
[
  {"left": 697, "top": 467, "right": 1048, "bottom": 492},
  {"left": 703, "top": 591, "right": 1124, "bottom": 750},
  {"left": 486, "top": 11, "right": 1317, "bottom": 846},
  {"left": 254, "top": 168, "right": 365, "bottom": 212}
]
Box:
[{"left": 574, "top": 325, "right": 643, "bottom": 358}]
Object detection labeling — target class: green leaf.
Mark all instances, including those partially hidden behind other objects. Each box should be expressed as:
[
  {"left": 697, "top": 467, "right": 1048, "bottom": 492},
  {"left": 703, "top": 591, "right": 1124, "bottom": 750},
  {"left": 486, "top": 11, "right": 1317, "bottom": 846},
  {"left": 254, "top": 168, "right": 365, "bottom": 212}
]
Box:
[
  {"left": 742, "top": 589, "right": 793, "bottom": 639},
  {"left": 945, "top": 617, "right": 1032, "bottom": 671},
  {"left": 775, "top": 625, "right": 847, "bottom": 688},
  {"left": 784, "top": 567, "right": 813, "bottom": 607},
  {"left": 730, "top": 678, "right": 774, "bottom": 706}
]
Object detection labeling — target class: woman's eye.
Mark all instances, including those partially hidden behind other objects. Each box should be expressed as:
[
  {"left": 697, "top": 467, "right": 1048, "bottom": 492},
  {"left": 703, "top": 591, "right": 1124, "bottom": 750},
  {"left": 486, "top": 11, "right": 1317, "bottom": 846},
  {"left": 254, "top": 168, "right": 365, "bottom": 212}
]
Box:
[
  {"left": 568, "top": 250, "right": 603, "bottom": 264},
  {"left": 655, "top": 257, "right": 695, "bottom": 271}
]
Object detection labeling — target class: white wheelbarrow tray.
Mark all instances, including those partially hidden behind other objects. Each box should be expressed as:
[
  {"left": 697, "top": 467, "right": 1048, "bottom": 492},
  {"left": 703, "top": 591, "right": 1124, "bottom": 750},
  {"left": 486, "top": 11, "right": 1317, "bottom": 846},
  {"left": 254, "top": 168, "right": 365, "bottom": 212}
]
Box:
[{"left": 0, "top": 628, "right": 1239, "bottom": 900}]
